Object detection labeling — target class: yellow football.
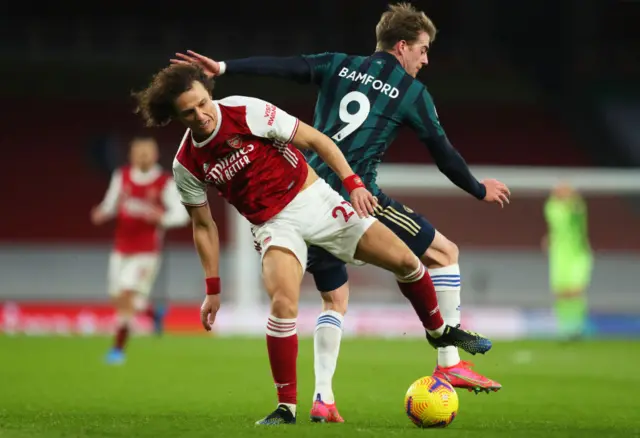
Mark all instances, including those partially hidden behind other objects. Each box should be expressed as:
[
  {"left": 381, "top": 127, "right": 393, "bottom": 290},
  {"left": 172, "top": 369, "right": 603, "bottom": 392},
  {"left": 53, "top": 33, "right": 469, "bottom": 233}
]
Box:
[{"left": 404, "top": 376, "right": 459, "bottom": 428}]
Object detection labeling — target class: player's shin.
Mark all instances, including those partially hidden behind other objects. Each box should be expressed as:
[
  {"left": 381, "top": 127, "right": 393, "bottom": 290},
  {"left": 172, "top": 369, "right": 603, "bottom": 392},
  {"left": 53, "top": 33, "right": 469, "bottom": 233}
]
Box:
[
  {"left": 262, "top": 248, "right": 303, "bottom": 416},
  {"left": 354, "top": 224, "right": 444, "bottom": 336},
  {"left": 114, "top": 313, "right": 132, "bottom": 350},
  {"left": 429, "top": 264, "right": 462, "bottom": 367},
  {"left": 266, "top": 315, "right": 298, "bottom": 415},
  {"left": 396, "top": 263, "right": 445, "bottom": 336},
  {"left": 112, "top": 291, "right": 136, "bottom": 352},
  {"left": 313, "top": 309, "right": 343, "bottom": 404}
]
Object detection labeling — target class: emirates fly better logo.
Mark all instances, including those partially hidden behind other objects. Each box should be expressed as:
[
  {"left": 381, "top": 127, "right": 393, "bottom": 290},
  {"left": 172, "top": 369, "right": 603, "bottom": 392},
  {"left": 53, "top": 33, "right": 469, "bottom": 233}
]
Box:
[{"left": 203, "top": 144, "right": 255, "bottom": 185}]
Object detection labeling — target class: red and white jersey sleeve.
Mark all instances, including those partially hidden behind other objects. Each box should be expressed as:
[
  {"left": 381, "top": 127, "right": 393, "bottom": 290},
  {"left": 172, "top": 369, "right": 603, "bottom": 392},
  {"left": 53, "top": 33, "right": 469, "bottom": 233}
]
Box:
[
  {"left": 220, "top": 96, "right": 300, "bottom": 144},
  {"left": 160, "top": 179, "right": 191, "bottom": 228},
  {"left": 172, "top": 157, "right": 208, "bottom": 207},
  {"left": 97, "top": 170, "right": 123, "bottom": 218}
]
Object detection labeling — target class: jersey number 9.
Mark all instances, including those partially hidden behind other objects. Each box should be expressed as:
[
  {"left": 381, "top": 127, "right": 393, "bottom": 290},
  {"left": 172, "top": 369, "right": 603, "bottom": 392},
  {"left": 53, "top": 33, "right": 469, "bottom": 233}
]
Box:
[{"left": 332, "top": 91, "right": 371, "bottom": 142}]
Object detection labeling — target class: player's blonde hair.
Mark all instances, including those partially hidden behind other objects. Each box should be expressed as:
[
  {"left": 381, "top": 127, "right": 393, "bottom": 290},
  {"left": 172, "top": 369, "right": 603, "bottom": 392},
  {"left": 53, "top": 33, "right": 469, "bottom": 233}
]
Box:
[
  {"left": 375, "top": 2, "right": 437, "bottom": 51},
  {"left": 133, "top": 64, "right": 215, "bottom": 127}
]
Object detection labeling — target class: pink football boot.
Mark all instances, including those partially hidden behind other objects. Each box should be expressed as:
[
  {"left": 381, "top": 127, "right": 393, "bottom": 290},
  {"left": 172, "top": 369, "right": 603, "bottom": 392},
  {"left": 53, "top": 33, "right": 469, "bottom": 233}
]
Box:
[
  {"left": 310, "top": 394, "right": 345, "bottom": 423},
  {"left": 433, "top": 360, "right": 502, "bottom": 394}
]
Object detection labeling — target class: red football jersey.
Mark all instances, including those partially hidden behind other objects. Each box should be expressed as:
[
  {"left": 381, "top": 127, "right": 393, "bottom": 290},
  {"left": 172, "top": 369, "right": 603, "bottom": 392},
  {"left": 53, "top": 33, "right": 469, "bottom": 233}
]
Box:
[
  {"left": 172, "top": 96, "right": 308, "bottom": 225},
  {"left": 114, "top": 166, "right": 171, "bottom": 253},
  {"left": 97, "top": 165, "right": 190, "bottom": 254}
]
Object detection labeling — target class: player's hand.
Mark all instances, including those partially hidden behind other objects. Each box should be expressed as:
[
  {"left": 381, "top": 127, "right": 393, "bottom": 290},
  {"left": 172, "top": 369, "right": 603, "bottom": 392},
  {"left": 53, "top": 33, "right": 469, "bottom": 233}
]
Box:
[
  {"left": 481, "top": 179, "right": 511, "bottom": 208},
  {"left": 200, "top": 294, "right": 221, "bottom": 331},
  {"left": 350, "top": 187, "right": 377, "bottom": 218},
  {"left": 90, "top": 206, "right": 108, "bottom": 225},
  {"left": 170, "top": 50, "right": 220, "bottom": 78}
]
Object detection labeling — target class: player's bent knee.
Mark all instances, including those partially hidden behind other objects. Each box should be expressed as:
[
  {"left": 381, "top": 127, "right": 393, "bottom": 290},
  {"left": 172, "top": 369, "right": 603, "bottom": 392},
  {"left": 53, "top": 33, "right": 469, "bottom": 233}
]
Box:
[
  {"left": 355, "top": 221, "right": 420, "bottom": 276},
  {"left": 393, "top": 251, "right": 421, "bottom": 278},
  {"left": 445, "top": 240, "right": 459, "bottom": 264},
  {"left": 261, "top": 246, "right": 304, "bottom": 318},
  {"left": 423, "top": 233, "right": 459, "bottom": 268},
  {"left": 270, "top": 292, "right": 299, "bottom": 319}
]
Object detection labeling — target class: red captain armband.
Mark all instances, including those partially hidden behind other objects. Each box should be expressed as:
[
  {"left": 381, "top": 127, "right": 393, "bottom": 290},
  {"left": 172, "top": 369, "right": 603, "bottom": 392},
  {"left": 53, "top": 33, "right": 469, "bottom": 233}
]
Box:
[
  {"left": 343, "top": 174, "right": 365, "bottom": 194},
  {"left": 205, "top": 277, "right": 221, "bottom": 295}
]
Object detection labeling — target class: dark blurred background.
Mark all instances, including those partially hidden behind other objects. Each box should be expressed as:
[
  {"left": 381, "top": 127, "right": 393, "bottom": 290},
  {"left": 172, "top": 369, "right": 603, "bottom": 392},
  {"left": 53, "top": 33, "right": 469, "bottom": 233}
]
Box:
[{"left": 1, "top": 0, "right": 638, "bottom": 335}]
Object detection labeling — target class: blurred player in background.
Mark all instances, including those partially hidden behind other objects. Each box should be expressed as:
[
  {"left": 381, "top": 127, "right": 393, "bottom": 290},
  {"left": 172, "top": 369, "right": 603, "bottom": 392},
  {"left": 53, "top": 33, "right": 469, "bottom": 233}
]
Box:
[
  {"left": 542, "top": 182, "right": 593, "bottom": 340},
  {"left": 91, "top": 136, "right": 190, "bottom": 364},
  {"left": 132, "top": 63, "right": 494, "bottom": 425},
  {"left": 171, "top": 1, "right": 509, "bottom": 420}
]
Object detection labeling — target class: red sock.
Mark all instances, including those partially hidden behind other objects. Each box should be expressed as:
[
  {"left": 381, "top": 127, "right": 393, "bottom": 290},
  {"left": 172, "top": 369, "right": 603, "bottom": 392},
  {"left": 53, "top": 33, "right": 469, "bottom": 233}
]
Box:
[
  {"left": 396, "top": 264, "right": 444, "bottom": 330},
  {"left": 114, "top": 324, "right": 130, "bottom": 350},
  {"left": 266, "top": 315, "right": 298, "bottom": 405}
]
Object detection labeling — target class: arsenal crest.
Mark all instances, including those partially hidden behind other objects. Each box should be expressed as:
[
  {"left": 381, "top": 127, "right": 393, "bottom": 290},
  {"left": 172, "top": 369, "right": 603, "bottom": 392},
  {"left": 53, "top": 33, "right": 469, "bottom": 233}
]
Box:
[{"left": 226, "top": 135, "right": 243, "bottom": 149}]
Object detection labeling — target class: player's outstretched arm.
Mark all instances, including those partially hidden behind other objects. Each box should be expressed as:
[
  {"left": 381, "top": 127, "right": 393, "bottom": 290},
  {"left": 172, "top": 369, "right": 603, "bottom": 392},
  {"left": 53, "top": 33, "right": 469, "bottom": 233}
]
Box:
[
  {"left": 426, "top": 135, "right": 485, "bottom": 198},
  {"left": 187, "top": 203, "right": 221, "bottom": 331},
  {"left": 406, "top": 89, "right": 510, "bottom": 206},
  {"left": 291, "top": 121, "right": 377, "bottom": 217},
  {"left": 171, "top": 50, "right": 313, "bottom": 83},
  {"left": 425, "top": 136, "right": 510, "bottom": 207},
  {"left": 188, "top": 204, "right": 220, "bottom": 279},
  {"left": 173, "top": 157, "right": 220, "bottom": 330}
]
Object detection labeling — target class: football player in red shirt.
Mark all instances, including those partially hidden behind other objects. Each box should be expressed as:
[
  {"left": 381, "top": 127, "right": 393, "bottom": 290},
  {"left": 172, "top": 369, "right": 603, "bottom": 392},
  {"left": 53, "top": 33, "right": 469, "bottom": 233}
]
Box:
[
  {"left": 91, "top": 136, "right": 190, "bottom": 364},
  {"left": 132, "top": 64, "right": 492, "bottom": 425}
]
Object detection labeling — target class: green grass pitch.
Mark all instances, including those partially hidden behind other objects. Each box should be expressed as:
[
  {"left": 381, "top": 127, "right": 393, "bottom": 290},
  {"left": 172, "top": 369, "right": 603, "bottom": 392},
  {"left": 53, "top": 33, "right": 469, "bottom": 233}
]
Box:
[{"left": 1, "top": 336, "right": 639, "bottom": 437}]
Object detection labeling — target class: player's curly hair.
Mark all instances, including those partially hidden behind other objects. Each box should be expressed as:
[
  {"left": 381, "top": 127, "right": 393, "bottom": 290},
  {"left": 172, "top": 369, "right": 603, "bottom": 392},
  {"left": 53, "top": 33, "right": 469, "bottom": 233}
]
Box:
[
  {"left": 132, "top": 64, "right": 215, "bottom": 127},
  {"left": 375, "top": 2, "right": 437, "bottom": 51}
]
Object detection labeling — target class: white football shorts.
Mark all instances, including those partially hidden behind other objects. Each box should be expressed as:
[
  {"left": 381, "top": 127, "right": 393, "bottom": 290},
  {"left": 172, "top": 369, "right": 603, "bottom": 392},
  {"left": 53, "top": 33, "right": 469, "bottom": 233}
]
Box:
[
  {"left": 251, "top": 178, "right": 377, "bottom": 269},
  {"left": 108, "top": 252, "right": 161, "bottom": 297}
]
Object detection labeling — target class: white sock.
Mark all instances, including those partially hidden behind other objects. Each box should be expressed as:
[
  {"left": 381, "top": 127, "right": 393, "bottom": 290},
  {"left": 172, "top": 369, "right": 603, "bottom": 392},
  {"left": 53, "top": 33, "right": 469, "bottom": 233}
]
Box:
[
  {"left": 279, "top": 403, "right": 297, "bottom": 416},
  {"left": 313, "top": 310, "right": 344, "bottom": 404},
  {"left": 426, "top": 324, "right": 446, "bottom": 337},
  {"left": 429, "top": 264, "right": 462, "bottom": 368}
]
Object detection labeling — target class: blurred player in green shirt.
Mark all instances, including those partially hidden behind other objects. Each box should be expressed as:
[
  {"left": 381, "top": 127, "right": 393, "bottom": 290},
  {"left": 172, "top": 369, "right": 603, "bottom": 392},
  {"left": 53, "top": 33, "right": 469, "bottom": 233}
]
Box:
[{"left": 543, "top": 182, "right": 593, "bottom": 339}]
